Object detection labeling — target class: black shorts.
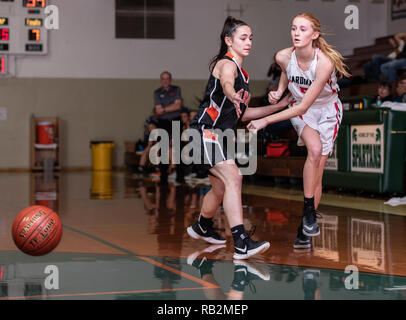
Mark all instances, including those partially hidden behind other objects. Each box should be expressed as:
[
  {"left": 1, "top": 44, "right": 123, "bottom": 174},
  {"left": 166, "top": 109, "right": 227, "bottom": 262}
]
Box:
[{"left": 189, "top": 124, "right": 235, "bottom": 176}]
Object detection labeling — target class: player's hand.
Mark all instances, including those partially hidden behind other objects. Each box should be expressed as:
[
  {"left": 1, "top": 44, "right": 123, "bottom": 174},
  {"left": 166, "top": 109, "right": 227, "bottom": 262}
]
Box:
[
  {"left": 268, "top": 90, "right": 282, "bottom": 104},
  {"left": 232, "top": 89, "right": 244, "bottom": 118},
  {"left": 247, "top": 118, "right": 268, "bottom": 134}
]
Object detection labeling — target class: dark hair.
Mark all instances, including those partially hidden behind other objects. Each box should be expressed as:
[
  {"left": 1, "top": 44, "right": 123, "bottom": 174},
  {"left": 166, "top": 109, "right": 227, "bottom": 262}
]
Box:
[
  {"left": 145, "top": 116, "right": 158, "bottom": 127},
  {"left": 267, "top": 55, "right": 282, "bottom": 78},
  {"left": 379, "top": 81, "right": 392, "bottom": 90},
  {"left": 209, "top": 16, "right": 248, "bottom": 72},
  {"left": 180, "top": 106, "right": 190, "bottom": 114}
]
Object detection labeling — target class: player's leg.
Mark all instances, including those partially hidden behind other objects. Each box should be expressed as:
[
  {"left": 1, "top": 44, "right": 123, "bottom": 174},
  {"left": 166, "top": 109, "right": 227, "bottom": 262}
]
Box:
[
  {"left": 316, "top": 100, "right": 343, "bottom": 209},
  {"left": 314, "top": 154, "right": 329, "bottom": 210},
  {"left": 300, "top": 125, "right": 322, "bottom": 237},
  {"left": 209, "top": 161, "right": 270, "bottom": 260},
  {"left": 187, "top": 174, "right": 226, "bottom": 244}
]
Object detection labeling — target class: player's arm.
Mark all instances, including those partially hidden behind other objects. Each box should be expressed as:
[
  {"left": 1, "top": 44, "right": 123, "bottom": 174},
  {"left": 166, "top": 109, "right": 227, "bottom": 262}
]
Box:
[
  {"left": 268, "top": 48, "right": 291, "bottom": 104},
  {"left": 218, "top": 60, "right": 244, "bottom": 117},
  {"left": 241, "top": 93, "right": 291, "bottom": 122},
  {"left": 247, "top": 55, "right": 333, "bottom": 131}
]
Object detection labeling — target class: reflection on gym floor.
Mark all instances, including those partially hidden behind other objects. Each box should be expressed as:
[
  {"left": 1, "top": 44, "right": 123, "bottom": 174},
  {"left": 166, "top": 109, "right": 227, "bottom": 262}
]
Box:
[{"left": 0, "top": 172, "right": 405, "bottom": 300}]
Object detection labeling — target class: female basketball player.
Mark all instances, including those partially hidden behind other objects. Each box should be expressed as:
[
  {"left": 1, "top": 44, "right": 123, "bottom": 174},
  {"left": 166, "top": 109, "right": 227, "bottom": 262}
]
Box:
[
  {"left": 186, "top": 16, "right": 291, "bottom": 259},
  {"left": 247, "top": 13, "right": 350, "bottom": 248}
]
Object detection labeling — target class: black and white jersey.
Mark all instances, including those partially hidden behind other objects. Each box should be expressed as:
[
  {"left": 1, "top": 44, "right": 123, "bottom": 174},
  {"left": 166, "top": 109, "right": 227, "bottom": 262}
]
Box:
[{"left": 191, "top": 53, "right": 251, "bottom": 131}]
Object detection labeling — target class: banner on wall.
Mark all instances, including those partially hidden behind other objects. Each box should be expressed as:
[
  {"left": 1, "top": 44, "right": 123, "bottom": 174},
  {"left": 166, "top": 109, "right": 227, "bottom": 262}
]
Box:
[
  {"left": 351, "top": 124, "right": 384, "bottom": 174},
  {"left": 392, "top": 0, "right": 406, "bottom": 20},
  {"left": 324, "top": 143, "right": 338, "bottom": 171}
]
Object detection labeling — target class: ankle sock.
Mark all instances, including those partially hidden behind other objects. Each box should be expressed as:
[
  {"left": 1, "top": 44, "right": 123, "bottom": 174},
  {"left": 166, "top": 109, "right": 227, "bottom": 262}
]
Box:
[
  {"left": 303, "top": 197, "right": 315, "bottom": 214},
  {"left": 231, "top": 224, "right": 246, "bottom": 243},
  {"left": 231, "top": 266, "right": 247, "bottom": 291},
  {"left": 198, "top": 213, "right": 213, "bottom": 230}
]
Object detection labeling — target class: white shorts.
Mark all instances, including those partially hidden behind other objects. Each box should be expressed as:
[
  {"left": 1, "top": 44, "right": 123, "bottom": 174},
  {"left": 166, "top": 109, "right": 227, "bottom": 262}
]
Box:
[{"left": 289, "top": 99, "right": 343, "bottom": 156}]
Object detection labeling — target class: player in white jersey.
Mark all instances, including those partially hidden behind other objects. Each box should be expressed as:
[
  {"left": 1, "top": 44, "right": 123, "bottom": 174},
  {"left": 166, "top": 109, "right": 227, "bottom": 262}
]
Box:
[{"left": 247, "top": 13, "right": 350, "bottom": 247}]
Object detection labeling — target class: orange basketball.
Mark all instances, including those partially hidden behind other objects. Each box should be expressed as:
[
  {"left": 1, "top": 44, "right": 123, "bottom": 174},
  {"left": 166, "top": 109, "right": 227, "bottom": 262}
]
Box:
[{"left": 12, "top": 205, "right": 63, "bottom": 256}]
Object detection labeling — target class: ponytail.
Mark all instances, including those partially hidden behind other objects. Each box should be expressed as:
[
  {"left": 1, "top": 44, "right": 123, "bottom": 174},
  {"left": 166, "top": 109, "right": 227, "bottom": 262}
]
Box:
[
  {"left": 209, "top": 16, "right": 248, "bottom": 72},
  {"left": 315, "top": 37, "right": 351, "bottom": 79}
]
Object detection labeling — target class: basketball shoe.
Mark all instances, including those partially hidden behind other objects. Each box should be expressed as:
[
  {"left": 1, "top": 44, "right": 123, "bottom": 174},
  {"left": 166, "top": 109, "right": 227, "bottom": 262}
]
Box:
[
  {"left": 303, "top": 269, "right": 321, "bottom": 300},
  {"left": 231, "top": 260, "right": 270, "bottom": 293},
  {"left": 187, "top": 244, "right": 226, "bottom": 277},
  {"left": 302, "top": 208, "right": 320, "bottom": 237},
  {"left": 294, "top": 224, "right": 311, "bottom": 249},
  {"left": 233, "top": 231, "right": 270, "bottom": 260},
  {"left": 187, "top": 220, "right": 226, "bottom": 245}
]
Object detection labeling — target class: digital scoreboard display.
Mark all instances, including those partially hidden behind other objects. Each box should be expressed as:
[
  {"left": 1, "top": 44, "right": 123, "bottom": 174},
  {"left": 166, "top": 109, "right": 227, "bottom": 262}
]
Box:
[
  {"left": 0, "top": 0, "right": 48, "bottom": 55},
  {"left": 0, "top": 52, "right": 9, "bottom": 77},
  {"left": 25, "top": 43, "right": 42, "bottom": 51},
  {"left": 25, "top": 18, "right": 42, "bottom": 26},
  {"left": 0, "top": 28, "right": 8, "bottom": 40},
  {"left": 0, "top": 56, "right": 6, "bottom": 75},
  {"left": 28, "top": 28, "right": 39, "bottom": 41},
  {"left": 23, "top": 0, "right": 45, "bottom": 8}
]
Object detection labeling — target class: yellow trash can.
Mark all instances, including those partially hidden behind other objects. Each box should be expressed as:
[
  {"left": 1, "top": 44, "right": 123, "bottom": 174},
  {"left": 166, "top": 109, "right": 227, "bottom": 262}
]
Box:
[
  {"left": 90, "top": 141, "right": 114, "bottom": 171},
  {"left": 90, "top": 171, "right": 113, "bottom": 199}
]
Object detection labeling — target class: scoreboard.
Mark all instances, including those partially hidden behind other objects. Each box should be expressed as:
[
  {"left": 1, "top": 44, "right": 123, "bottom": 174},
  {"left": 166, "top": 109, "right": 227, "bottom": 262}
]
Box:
[{"left": 0, "top": 0, "right": 48, "bottom": 56}]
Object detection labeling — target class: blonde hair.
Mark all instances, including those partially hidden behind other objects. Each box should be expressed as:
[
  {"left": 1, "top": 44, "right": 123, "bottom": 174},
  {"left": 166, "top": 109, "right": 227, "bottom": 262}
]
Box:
[{"left": 294, "top": 13, "right": 351, "bottom": 79}]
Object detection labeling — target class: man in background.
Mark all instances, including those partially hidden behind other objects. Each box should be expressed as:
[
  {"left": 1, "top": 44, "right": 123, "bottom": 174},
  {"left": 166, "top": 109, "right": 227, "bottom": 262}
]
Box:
[{"left": 153, "top": 71, "right": 182, "bottom": 185}]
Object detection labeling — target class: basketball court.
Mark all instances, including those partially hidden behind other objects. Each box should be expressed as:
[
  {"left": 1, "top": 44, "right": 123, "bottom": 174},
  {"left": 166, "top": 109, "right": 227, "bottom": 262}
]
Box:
[
  {"left": 1, "top": 172, "right": 405, "bottom": 300},
  {"left": 0, "top": 0, "right": 406, "bottom": 303}
]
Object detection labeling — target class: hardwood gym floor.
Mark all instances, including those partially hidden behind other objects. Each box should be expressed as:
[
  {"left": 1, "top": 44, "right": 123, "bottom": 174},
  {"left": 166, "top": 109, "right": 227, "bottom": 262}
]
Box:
[{"left": 0, "top": 172, "right": 405, "bottom": 300}]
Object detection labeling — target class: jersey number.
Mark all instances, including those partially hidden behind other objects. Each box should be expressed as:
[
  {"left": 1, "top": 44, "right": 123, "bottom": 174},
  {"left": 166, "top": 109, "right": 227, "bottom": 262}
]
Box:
[
  {"left": 300, "top": 87, "right": 308, "bottom": 94},
  {"left": 242, "top": 91, "right": 251, "bottom": 106}
]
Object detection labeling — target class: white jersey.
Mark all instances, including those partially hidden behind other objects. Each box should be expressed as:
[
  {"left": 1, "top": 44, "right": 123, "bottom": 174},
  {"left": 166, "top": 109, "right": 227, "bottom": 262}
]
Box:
[{"left": 286, "top": 47, "right": 339, "bottom": 108}]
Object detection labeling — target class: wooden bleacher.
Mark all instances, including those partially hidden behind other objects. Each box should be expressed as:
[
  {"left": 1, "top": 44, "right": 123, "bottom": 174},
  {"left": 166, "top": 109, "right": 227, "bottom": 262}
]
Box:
[{"left": 345, "top": 35, "right": 394, "bottom": 77}]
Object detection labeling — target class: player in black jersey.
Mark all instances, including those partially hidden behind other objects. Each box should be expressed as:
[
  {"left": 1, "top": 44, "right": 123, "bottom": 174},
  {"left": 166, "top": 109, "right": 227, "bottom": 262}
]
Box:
[{"left": 186, "top": 16, "right": 291, "bottom": 259}]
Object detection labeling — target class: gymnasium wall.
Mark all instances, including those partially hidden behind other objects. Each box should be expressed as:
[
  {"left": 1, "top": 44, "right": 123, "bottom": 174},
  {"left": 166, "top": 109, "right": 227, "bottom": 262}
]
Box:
[
  {"left": 387, "top": 0, "right": 406, "bottom": 35},
  {"left": 0, "top": 0, "right": 388, "bottom": 169}
]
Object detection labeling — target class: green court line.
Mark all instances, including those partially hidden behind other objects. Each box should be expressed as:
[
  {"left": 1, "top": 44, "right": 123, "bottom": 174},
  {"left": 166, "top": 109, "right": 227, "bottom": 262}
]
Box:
[
  {"left": 63, "top": 225, "right": 136, "bottom": 256},
  {"left": 62, "top": 224, "right": 219, "bottom": 289}
]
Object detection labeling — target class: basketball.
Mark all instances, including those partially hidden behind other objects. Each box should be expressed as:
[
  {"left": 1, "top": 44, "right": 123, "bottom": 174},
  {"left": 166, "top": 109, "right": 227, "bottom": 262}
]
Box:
[{"left": 12, "top": 205, "right": 63, "bottom": 256}]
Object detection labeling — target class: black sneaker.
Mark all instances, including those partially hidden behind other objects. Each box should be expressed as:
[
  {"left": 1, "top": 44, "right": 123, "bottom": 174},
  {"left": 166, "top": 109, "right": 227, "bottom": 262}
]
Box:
[
  {"left": 231, "top": 260, "right": 270, "bottom": 293},
  {"left": 294, "top": 236, "right": 311, "bottom": 249},
  {"left": 187, "top": 220, "right": 226, "bottom": 244},
  {"left": 233, "top": 232, "right": 270, "bottom": 260},
  {"left": 302, "top": 209, "right": 320, "bottom": 237},
  {"left": 303, "top": 269, "right": 321, "bottom": 300},
  {"left": 187, "top": 244, "right": 225, "bottom": 277},
  {"left": 233, "top": 260, "right": 270, "bottom": 281},
  {"left": 294, "top": 224, "right": 311, "bottom": 249}
]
